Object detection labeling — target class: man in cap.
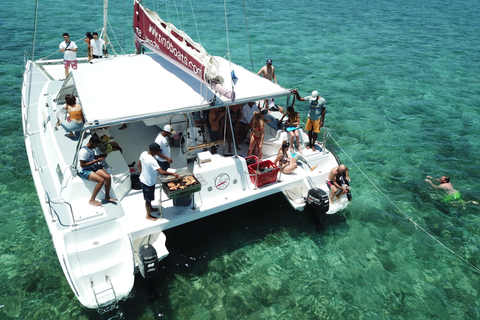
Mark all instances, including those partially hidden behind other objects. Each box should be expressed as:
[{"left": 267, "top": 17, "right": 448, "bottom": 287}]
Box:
[
  {"left": 257, "top": 59, "right": 277, "bottom": 84},
  {"left": 155, "top": 124, "right": 176, "bottom": 170},
  {"left": 293, "top": 89, "right": 326, "bottom": 151},
  {"left": 138, "top": 142, "right": 179, "bottom": 221}
]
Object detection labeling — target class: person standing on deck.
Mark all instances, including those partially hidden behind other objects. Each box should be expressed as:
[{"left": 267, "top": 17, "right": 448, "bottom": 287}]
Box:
[
  {"left": 257, "top": 59, "right": 279, "bottom": 111},
  {"left": 208, "top": 108, "right": 224, "bottom": 154},
  {"left": 257, "top": 59, "right": 277, "bottom": 84},
  {"left": 90, "top": 32, "right": 106, "bottom": 59},
  {"left": 59, "top": 33, "right": 78, "bottom": 78},
  {"left": 155, "top": 124, "right": 176, "bottom": 171},
  {"left": 293, "top": 89, "right": 326, "bottom": 151},
  {"left": 138, "top": 142, "right": 179, "bottom": 221}
]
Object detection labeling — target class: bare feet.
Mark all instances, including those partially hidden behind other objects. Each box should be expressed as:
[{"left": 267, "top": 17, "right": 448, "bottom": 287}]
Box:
[
  {"left": 65, "top": 132, "right": 75, "bottom": 138},
  {"left": 146, "top": 215, "right": 158, "bottom": 221},
  {"left": 104, "top": 197, "right": 117, "bottom": 203},
  {"left": 119, "top": 124, "right": 127, "bottom": 130},
  {"left": 89, "top": 200, "right": 102, "bottom": 206}
]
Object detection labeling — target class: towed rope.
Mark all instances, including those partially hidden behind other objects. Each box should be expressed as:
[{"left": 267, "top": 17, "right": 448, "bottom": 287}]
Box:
[{"left": 328, "top": 132, "right": 480, "bottom": 274}]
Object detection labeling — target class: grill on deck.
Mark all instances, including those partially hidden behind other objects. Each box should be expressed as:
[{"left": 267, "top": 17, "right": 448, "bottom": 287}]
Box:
[{"left": 161, "top": 175, "right": 201, "bottom": 199}]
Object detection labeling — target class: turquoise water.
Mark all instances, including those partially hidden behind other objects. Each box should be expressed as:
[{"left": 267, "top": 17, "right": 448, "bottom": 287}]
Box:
[{"left": 1, "top": 0, "right": 480, "bottom": 319}]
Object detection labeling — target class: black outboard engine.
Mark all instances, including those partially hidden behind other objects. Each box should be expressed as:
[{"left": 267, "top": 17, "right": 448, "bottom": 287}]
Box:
[
  {"left": 138, "top": 244, "right": 159, "bottom": 278},
  {"left": 306, "top": 188, "right": 329, "bottom": 229},
  {"left": 343, "top": 173, "right": 352, "bottom": 201}
]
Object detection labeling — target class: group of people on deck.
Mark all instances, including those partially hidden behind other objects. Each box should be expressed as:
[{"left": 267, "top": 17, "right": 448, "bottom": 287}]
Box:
[
  {"left": 62, "top": 53, "right": 474, "bottom": 223},
  {"left": 59, "top": 32, "right": 106, "bottom": 78}
]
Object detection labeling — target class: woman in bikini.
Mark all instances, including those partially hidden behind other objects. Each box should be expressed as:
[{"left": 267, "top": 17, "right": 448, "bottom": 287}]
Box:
[
  {"left": 56, "top": 94, "right": 85, "bottom": 138},
  {"left": 285, "top": 106, "right": 302, "bottom": 153},
  {"left": 248, "top": 112, "right": 265, "bottom": 159},
  {"left": 274, "top": 140, "right": 298, "bottom": 174}
]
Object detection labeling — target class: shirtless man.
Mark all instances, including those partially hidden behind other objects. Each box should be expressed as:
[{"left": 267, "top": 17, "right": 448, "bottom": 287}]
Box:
[
  {"left": 208, "top": 107, "right": 224, "bottom": 154},
  {"left": 257, "top": 59, "right": 277, "bottom": 83},
  {"left": 326, "top": 164, "right": 350, "bottom": 204}
]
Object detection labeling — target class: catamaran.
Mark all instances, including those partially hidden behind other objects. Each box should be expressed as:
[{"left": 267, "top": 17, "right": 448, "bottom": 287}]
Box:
[{"left": 22, "top": 0, "right": 349, "bottom": 310}]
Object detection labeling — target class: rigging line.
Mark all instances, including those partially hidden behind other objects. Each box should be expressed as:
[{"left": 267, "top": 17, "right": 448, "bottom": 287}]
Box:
[
  {"left": 327, "top": 133, "right": 480, "bottom": 274},
  {"left": 242, "top": 0, "right": 254, "bottom": 72},
  {"left": 223, "top": 0, "right": 233, "bottom": 91},
  {"left": 172, "top": 0, "right": 184, "bottom": 32},
  {"left": 189, "top": 0, "right": 201, "bottom": 44}
]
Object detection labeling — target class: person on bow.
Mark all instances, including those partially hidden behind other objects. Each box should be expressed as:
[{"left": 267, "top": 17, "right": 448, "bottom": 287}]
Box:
[
  {"left": 293, "top": 89, "right": 326, "bottom": 151},
  {"left": 257, "top": 59, "right": 277, "bottom": 84},
  {"left": 90, "top": 32, "right": 106, "bottom": 59},
  {"left": 59, "top": 33, "right": 78, "bottom": 78}
]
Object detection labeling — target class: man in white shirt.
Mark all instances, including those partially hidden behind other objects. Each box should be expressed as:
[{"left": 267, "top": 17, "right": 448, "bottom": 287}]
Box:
[
  {"left": 240, "top": 101, "right": 259, "bottom": 140},
  {"left": 155, "top": 124, "right": 176, "bottom": 171},
  {"left": 59, "top": 33, "right": 78, "bottom": 78},
  {"left": 138, "top": 142, "right": 179, "bottom": 221},
  {"left": 90, "top": 32, "right": 106, "bottom": 59},
  {"left": 77, "top": 134, "right": 116, "bottom": 207}
]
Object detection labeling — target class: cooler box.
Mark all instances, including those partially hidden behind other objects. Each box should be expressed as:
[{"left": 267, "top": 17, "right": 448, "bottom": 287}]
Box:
[{"left": 248, "top": 160, "right": 279, "bottom": 187}]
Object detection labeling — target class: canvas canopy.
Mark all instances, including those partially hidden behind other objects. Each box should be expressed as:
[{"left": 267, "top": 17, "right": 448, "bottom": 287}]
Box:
[{"left": 71, "top": 53, "right": 291, "bottom": 127}]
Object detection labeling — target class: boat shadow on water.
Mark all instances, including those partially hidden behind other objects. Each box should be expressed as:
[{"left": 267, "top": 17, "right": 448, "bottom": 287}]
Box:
[{"left": 115, "top": 193, "right": 348, "bottom": 317}]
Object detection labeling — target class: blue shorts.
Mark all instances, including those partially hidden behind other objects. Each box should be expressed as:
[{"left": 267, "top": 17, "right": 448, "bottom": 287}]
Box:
[
  {"left": 78, "top": 164, "right": 102, "bottom": 180},
  {"left": 141, "top": 182, "right": 156, "bottom": 202}
]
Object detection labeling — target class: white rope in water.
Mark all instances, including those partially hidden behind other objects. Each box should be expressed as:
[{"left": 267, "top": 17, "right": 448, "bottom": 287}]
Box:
[{"left": 328, "top": 133, "right": 480, "bottom": 273}]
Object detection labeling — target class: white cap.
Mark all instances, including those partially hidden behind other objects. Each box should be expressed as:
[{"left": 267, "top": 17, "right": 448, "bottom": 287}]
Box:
[
  {"left": 163, "top": 124, "right": 175, "bottom": 134},
  {"left": 311, "top": 91, "right": 319, "bottom": 99}
]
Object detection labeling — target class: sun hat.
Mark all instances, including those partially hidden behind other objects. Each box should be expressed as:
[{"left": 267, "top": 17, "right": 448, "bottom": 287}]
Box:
[{"left": 311, "top": 90, "right": 319, "bottom": 99}]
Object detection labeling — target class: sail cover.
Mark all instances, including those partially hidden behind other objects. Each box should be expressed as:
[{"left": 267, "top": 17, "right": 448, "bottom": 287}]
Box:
[{"left": 72, "top": 53, "right": 291, "bottom": 126}]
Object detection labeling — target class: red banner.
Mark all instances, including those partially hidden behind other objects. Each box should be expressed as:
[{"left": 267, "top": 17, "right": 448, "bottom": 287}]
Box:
[{"left": 133, "top": 0, "right": 206, "bottom": 81}]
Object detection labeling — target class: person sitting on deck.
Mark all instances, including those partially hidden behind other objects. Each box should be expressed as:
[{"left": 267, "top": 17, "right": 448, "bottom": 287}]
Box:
[
  {"left": 274, "top": 140, "right": 298, "bottom": 174},
  {"left": 77, "top": 133, "right": 116, "bottom": 207},
  {"left": 279, "top": 106, "right": 302, "bottom": 154},
  {"left": 138, "top": 142, "right": 179, "bottom": 221},
  {"left": 56, "top": 94, "right": 84, "bottom": 138},
  {"left": 326, "top": 164, "right": 350, "bottom": 204}
]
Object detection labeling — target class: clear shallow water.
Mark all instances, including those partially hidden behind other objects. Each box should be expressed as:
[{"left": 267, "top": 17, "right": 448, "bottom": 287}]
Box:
[{"left": 1, "top": 0, "right": 480, "bottom": 319}]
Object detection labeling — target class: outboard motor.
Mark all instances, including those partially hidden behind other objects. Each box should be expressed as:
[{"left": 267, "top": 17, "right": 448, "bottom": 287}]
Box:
[
  {"left": 138, "top": 244, "right": 159, "bottom": 278},
  {"left": 306, "top": 188, "right": 329, "bottom": 229}
]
